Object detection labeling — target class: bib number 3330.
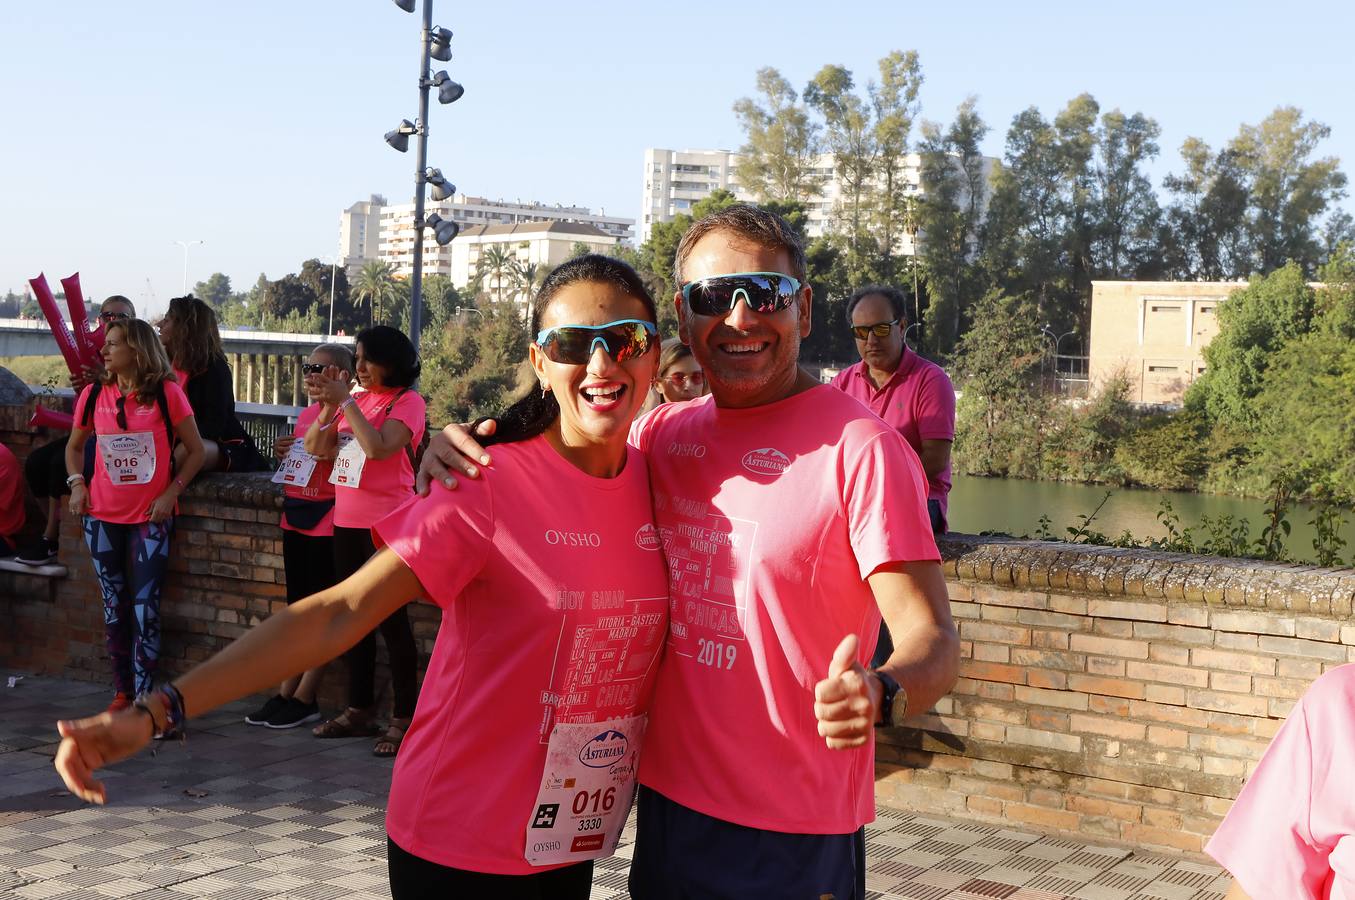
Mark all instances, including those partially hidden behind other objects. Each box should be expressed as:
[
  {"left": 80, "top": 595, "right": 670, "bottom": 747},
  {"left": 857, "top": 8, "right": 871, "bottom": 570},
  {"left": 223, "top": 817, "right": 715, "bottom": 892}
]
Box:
[{"left": 524, "top": 715, "right": 646, "bottom": 866}]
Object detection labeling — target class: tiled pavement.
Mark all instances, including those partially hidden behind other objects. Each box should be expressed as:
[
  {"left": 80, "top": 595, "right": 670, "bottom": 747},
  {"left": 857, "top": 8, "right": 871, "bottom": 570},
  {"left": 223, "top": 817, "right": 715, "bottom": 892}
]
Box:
[{"left": 0, "top": 675, "right": 1232, "bottom": 899}]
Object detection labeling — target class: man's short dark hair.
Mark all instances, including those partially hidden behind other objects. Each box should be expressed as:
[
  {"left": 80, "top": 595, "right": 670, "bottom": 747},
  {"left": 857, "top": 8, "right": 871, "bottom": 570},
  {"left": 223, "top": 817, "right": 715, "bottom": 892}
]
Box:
[
  {"left": 673, "top": 205, "right": 807, "bottom": 289},
  {"left": 845, "top": 285, "right": 908, "bottom": 326}
]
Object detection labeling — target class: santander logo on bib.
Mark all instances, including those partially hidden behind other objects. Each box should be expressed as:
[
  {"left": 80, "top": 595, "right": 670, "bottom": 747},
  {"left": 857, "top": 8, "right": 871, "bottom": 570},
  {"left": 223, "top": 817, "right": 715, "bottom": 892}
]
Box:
[
  {"left": 578, "top": 729, "right": 629, "bottom": 768},
  {"left": 634, "top": 524, "right": 661, "bottom": 551},
  {"left": 741, "top": 447, "right": 790, "bottom": 476}
]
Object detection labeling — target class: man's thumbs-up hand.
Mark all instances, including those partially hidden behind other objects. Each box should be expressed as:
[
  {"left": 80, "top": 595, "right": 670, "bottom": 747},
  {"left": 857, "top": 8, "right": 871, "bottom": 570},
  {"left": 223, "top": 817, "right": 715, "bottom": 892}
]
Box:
[{"left": 813, "top": 634, "right": 883, "bottom": 750}]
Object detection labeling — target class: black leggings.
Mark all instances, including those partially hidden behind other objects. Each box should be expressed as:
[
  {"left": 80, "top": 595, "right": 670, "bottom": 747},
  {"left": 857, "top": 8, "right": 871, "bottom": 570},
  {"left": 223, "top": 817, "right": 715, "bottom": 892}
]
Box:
[
  {"left": 333, "top": 525, "right": 419, "bottom": 718},
  {"left": 386, "top": 836, "right": 593, "bottom": 900}
]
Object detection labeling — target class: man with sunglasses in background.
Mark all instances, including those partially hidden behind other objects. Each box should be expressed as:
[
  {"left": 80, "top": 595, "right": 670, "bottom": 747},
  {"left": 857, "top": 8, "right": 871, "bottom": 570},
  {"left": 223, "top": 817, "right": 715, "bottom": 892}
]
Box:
[
  {"left": 16, "top": 295, "right": 135, "bottom": 566},
  {"left": 832, "top": 286, "right": 956, "bottom": 670},
  {"left": 419, "top": 206, "right": 958, "bottom": 899}
]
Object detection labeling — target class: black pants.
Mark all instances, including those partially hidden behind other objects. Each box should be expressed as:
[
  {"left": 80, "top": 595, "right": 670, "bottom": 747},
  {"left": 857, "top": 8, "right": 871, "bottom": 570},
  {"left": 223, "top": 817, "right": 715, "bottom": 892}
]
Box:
[
  {"left": 871, "top": 498, "right": 946, "bottom": 669},
  {"left": 333, "top": 525, "right": 419, "bottom": 718},
  {"left": 282, "top": 530, "right": 337, "bottom": 604},
  {"left": 386, "top": 836, "right": 593, "bottom": 900},
  {"left": 24, "top": 438, "right": 94, "bottom": 499}
]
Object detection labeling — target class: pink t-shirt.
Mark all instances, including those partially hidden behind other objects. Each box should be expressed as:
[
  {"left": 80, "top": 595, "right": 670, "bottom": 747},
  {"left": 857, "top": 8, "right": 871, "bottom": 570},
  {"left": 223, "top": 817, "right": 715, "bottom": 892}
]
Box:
[
  {"left": 74, "top": 381, "right": 193, "bottom": 525},
  {"left": 0, "top": 444, "right": 25, "bottom": 543},
  {"left": 279, "top": 403, "right": 336, "bottom": 537},
  {"left": 374, "top": 435, "right": 669, "bottom": 875},
  {"left": 332, "top": 386, "right": 425, "bottom": 529},
  {"left": 831, "top": 349, "right": 955, "bottom": 521},
  {"left": 630, "top": 386, "right": 939, "bottom": 834},
  {"left": 1207, "top": 664, "right": 1355, "bottom": 899}
]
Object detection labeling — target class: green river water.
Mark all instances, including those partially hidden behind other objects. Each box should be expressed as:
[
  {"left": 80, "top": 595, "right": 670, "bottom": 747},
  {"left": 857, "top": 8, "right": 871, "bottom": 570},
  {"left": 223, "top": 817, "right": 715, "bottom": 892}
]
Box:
[{"left": 948, "top": 474, "right": 1354, "bottom": 566}]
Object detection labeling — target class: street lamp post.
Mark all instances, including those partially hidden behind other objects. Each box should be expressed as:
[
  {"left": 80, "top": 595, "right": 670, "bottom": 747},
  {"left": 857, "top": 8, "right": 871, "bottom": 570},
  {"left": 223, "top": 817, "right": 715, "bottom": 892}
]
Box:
[
  {"left": 903, "top": 321, "right": 921, "bottom": 350},
  {"left": 325, "top": 254, "right": 339, "bottom": 337},
  {"left": 174, "top": 240, "right": 203, "bottom": 294},
  {"left": 902, "top": 197, "right": 922, "bottom": 344},
  {"left": 384, "top": 0, "right": 463, "bottom": 362}
]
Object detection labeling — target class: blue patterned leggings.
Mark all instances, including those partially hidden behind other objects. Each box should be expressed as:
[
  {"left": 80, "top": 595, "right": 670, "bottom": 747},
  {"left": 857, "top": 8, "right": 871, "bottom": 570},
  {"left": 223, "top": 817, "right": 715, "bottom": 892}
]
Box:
[{"left": 82, "top": 517, "right": 175, "bottom": 696}]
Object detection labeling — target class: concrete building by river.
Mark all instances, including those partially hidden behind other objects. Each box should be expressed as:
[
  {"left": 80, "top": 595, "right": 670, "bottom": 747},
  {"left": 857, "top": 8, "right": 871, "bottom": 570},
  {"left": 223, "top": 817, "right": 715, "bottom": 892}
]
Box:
[{"left": 1088, "top": 280, "right": 1245, "bottom": 405}]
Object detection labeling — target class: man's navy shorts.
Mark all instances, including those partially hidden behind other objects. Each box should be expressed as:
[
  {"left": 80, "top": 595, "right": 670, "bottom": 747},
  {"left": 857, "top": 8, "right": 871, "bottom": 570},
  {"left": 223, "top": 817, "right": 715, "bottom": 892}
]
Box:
[{"left": 627, "top": 786, "right": 866, "bottom": 899}]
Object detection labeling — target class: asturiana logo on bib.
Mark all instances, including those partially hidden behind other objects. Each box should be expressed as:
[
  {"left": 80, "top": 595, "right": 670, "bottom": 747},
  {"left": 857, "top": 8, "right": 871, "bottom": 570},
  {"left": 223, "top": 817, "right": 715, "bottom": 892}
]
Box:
[
  {"left": 634, "top": 523, "right": 661, "bottom": 551},
  {"left": 741, "top": 447, "right": 790, "bottom": 476},
  {"left": 544, "top": 530, "right": 601, "bottom": 548},
  {"left": 578, "top": 729, "right": 629, "bottom": 768},
  {"left": 107, "top": 435, "right": 142, "bottom": 453}
]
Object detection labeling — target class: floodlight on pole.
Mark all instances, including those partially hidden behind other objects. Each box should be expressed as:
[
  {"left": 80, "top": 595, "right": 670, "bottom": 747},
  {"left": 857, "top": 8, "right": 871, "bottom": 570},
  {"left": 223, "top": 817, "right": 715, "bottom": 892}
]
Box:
[
  {"left": 429, "top": 27, "right": 452, "bottom": 61},
  {"left": 425, "top": 168, "right": 455, "bottom": 201},
  {"left": 423, "top": 212, "right": 460, "bottom": 246},
  {"left": 384, "top": 119, "right": 417, "bottom": 152},
  {"left": 393, "top": 0, "right": 415, "bottom": 10},
  {"left": 431, "top": 70, "right": 464, "bottom": 104}
]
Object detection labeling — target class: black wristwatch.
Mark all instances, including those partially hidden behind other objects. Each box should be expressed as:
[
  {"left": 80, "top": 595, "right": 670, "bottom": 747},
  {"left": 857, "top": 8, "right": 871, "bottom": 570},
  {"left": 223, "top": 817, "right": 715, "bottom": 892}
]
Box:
[{"left": 873, "top": 670, "right": 908, "bottom": 727}]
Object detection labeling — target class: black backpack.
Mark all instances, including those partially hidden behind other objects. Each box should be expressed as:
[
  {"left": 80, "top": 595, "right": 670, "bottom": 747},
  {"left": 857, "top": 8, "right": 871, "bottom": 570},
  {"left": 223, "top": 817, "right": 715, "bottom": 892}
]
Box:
[{"left": 81, "top": 381, "right": 177, "bottom": 474}]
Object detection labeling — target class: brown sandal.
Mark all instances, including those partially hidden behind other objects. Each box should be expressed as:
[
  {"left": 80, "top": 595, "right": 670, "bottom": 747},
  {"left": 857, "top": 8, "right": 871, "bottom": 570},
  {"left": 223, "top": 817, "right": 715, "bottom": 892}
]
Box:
[
  {"left": 312, "top": 707, "right": 379, "bottom": 739},
  {"left": 373, "top": 719, "right": 410, "bottom": 758}
]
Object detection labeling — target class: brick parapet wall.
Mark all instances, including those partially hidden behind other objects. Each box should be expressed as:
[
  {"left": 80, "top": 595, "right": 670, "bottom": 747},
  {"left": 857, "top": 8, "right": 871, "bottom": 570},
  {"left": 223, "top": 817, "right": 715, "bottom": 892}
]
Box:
[
  {"left": 874, "top": 534, "right": 1355, "bottom": 852},
  {"left": 0, "top": 470, "right": 439, "bottom": 715}
]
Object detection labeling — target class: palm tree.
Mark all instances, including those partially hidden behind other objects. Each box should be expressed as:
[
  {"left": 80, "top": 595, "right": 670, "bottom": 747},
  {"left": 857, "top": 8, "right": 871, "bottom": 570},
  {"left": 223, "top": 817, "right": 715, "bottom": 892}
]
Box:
[
  {"left": 478, "top": 245, "right": 514, "bottom": 304},
  {"left": 352, "top": 261, "right": 400, "bottom": 327},
  {"left": 511, "top": 261, "right": 551, "bottom": 303}
]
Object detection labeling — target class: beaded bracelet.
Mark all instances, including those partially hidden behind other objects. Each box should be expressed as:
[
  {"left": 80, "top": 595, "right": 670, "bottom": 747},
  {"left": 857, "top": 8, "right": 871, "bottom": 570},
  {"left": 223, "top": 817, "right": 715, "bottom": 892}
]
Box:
[{"left": 159, "top": 682, "right": 187, "bottom": 736}]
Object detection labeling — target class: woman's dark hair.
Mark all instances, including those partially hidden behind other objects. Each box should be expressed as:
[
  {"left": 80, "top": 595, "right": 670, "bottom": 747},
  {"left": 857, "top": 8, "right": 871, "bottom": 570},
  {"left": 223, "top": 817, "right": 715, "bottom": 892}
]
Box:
[
  {"left": 484, "top": 254, "right": 657, "bottom": 447},
  {"left": 164, "top": 295, "right": 223, "bottom": 376},
  {"left": 355, "top": 325, "right": 420, "bottom": 388}
]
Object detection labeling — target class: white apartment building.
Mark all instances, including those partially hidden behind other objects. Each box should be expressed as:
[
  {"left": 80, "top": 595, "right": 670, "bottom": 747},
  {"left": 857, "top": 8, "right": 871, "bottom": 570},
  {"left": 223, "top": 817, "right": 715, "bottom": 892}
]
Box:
[
  {"left": 377, "top": 193, "right": 634, "bottom": 278},
  {"left": 448, "top": 221, "right": 618, "bottom": 303},
  {"left": 338, "top": 195, "right": 386, "bottom": 277},
  {"left": 640, "top": 147, "right": 996, "bottom": 253}
]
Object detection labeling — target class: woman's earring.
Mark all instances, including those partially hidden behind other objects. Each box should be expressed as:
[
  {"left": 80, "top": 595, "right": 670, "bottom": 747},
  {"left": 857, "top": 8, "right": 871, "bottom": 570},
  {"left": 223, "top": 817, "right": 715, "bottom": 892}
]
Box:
[{"left": 540, "top": 383, "right": 549, "bottom": 400}]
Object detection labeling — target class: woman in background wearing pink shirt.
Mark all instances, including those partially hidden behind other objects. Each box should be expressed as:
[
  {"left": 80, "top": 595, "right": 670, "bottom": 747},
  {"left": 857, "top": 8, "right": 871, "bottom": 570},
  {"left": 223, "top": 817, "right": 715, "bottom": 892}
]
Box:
[
  {"left": 64, "top": 319, "right": 206, "bottom": 713},
  {"left": 55, "top": 254, "right": 670, "bottom": 899},
  {"left": 304, "top": 325, "right": 425, "bottom": 758}
]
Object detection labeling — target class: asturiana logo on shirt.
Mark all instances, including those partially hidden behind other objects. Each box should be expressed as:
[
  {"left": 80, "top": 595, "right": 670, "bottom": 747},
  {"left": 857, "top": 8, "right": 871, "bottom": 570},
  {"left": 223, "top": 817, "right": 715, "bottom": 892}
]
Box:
[
  {"left": 667, "top": 441, "right": 707, "bottom": 458},
  {"left": 634, "top": 523, "right": 661, "bottom": 551},
  {"left": 578, "top": 730, "right": 629, "bottom": 768},
  {"left": 741, "top": 447, "right": 790, "bottom": 476},
  {"left": 544, "top": 530, "right": 602, "bottom": 548}
]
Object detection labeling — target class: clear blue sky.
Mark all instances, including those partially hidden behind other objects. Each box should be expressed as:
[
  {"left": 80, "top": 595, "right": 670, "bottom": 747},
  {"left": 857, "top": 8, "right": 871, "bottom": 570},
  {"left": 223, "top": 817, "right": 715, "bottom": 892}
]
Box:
[{"left": 3, "top": 0, "right": 1351, "bottom": 318}]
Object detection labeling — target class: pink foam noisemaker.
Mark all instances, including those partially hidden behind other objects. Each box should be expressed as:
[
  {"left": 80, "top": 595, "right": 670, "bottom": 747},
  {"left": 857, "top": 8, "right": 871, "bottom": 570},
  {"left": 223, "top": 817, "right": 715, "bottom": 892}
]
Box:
[
  {"left": 29, "top": 273, "right": 84, "bottom": 376},
  {"left": 60, "top": 272, "right": 103, "bottom": 370}
]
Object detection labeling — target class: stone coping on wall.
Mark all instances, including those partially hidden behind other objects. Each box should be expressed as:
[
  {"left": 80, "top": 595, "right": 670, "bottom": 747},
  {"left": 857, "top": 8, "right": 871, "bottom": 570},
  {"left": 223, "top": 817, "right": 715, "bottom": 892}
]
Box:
[{"left": 936, "top": 533, "right": 1355, "bottom": 617}]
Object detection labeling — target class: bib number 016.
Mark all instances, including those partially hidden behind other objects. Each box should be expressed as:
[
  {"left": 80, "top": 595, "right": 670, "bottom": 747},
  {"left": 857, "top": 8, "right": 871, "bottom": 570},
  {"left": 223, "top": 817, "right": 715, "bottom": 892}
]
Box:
[
  {"left": 696, "top": 637, "right": 736, "bottom": 669},
  {"left": 571, "top": 787, "right": 615, "bottom": 816}
]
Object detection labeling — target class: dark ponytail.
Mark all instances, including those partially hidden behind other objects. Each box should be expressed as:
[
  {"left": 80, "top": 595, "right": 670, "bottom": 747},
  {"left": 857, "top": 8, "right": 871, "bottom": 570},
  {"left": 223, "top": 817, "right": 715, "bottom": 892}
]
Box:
[{"left": 482, "top": 254, "right": 657, "bottom": 447}]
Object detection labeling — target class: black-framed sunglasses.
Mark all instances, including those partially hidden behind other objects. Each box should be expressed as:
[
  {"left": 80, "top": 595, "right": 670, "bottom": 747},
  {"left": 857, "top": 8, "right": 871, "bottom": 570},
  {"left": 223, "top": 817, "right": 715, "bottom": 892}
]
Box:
[
  {"left": 680, "top": 272, "right": 802, "bottom": 316},
  {"left": 115, "top": 395, "right": 129, "bottom": 431},
  {"left": 850, "top": 319, "right": 899, "bottom": 341},
  {"left": 301, "top": 363, "right": 327, "bottom": 375},
  {"left": 534, "top": 319, "right": 659, "bottom": 365},
  {"left": 99, "top": 311, "right": 133, "bottom": 322}
]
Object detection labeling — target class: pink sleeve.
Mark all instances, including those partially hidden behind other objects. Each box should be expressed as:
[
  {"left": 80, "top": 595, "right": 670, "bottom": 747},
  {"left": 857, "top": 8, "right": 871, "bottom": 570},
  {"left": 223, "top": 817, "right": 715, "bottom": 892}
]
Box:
[
  {"left": 164, "top": 381, "right": 194, "bottom": 427},
  {"left": 915, "top": 368, "right": 955, "bottom": 442},
  {"left": 389, "top": 391, "right": 426, "bottom": 444},
  {"left": 628, "top": 405, "right": 663, "bottom": 453},
  {"left": 843, "top": 428, "right": 939, "bottom": 578},
  {"left": 1205, "top": 698, "right": 1328, "bottom": 897},
  {"left": 829, "top": 367, "right": 850, "bottom": 390},
  {"left": 73, "top": 384, "right": 93, "bottom": 426},
  {"left": 372, "top": 479, "right": 493, "bottom": 609}
]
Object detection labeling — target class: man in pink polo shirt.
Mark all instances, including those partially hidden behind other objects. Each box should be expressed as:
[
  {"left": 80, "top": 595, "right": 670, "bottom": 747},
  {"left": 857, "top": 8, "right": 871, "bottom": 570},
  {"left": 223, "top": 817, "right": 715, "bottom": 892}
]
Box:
[{"left": 831, "top": 285, "right": 955, "bottom": 535}]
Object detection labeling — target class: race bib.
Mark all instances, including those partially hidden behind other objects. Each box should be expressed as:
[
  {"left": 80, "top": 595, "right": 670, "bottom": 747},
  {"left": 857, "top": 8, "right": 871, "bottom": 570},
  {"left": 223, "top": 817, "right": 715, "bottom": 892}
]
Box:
[
  {"left": 328, "top": 433, "right": 367, "bottom": 488},
  {"left": 271, "top": 440, "right": 318, "bottom": 487},
  {"left": 97, "top": 432, "right": 156, "bottom": 485},
  {"left": 525, "top": 715, "right": 645, "bottom": 866}
]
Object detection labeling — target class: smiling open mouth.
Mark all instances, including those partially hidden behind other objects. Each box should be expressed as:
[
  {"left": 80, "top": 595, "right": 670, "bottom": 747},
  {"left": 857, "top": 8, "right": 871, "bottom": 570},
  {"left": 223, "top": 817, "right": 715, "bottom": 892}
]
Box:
[
  {"left": 719, "top": 340, "right": 769, "bottom": 355},
  {"left": 581, "top": 384, "right": 627, "bottom": 406}
]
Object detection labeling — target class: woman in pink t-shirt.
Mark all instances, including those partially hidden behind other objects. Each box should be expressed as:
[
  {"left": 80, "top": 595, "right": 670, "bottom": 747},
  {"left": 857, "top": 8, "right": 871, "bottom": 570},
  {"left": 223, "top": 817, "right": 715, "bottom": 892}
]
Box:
[
  {"left": 64, "top": 319, "right": 206, "bottom": 713},
  {"left": 304, "top": 325, "right": 426, "bottom": 757},
  {"left": 243, "top": 342, "right": 355, "bottom": 731},
  {"left": 56, "top": 255, "right": 670, "bottom": 899}
]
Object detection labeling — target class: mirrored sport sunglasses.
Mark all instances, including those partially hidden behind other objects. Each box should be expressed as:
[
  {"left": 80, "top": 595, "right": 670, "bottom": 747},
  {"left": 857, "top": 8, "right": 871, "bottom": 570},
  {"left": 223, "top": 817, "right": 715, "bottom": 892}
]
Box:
[
  {"left": 98, "top": 311, "right": 133, "bottom": 322},
  {"left": 680, "top": 272, "right": 802, "bottom": 316},
  {"left": 851, "top": 319, "right": 899, "bottom": 341},
  {"left": 534, "top": 319, "right": 659, "bottom": 365}
]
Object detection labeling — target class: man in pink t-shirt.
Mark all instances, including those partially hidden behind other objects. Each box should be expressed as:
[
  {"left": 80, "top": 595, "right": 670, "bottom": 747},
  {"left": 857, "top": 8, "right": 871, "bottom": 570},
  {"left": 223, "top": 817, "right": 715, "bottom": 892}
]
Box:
[
  {"left": 418, "top": 206, "right": 960, "bottom": 898},
  {"left": 1207, "top": 664, "right": 1355, "bottom": 899},
  {"left": 830, "top": 284, "right": 955, "bottom": 533}
]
